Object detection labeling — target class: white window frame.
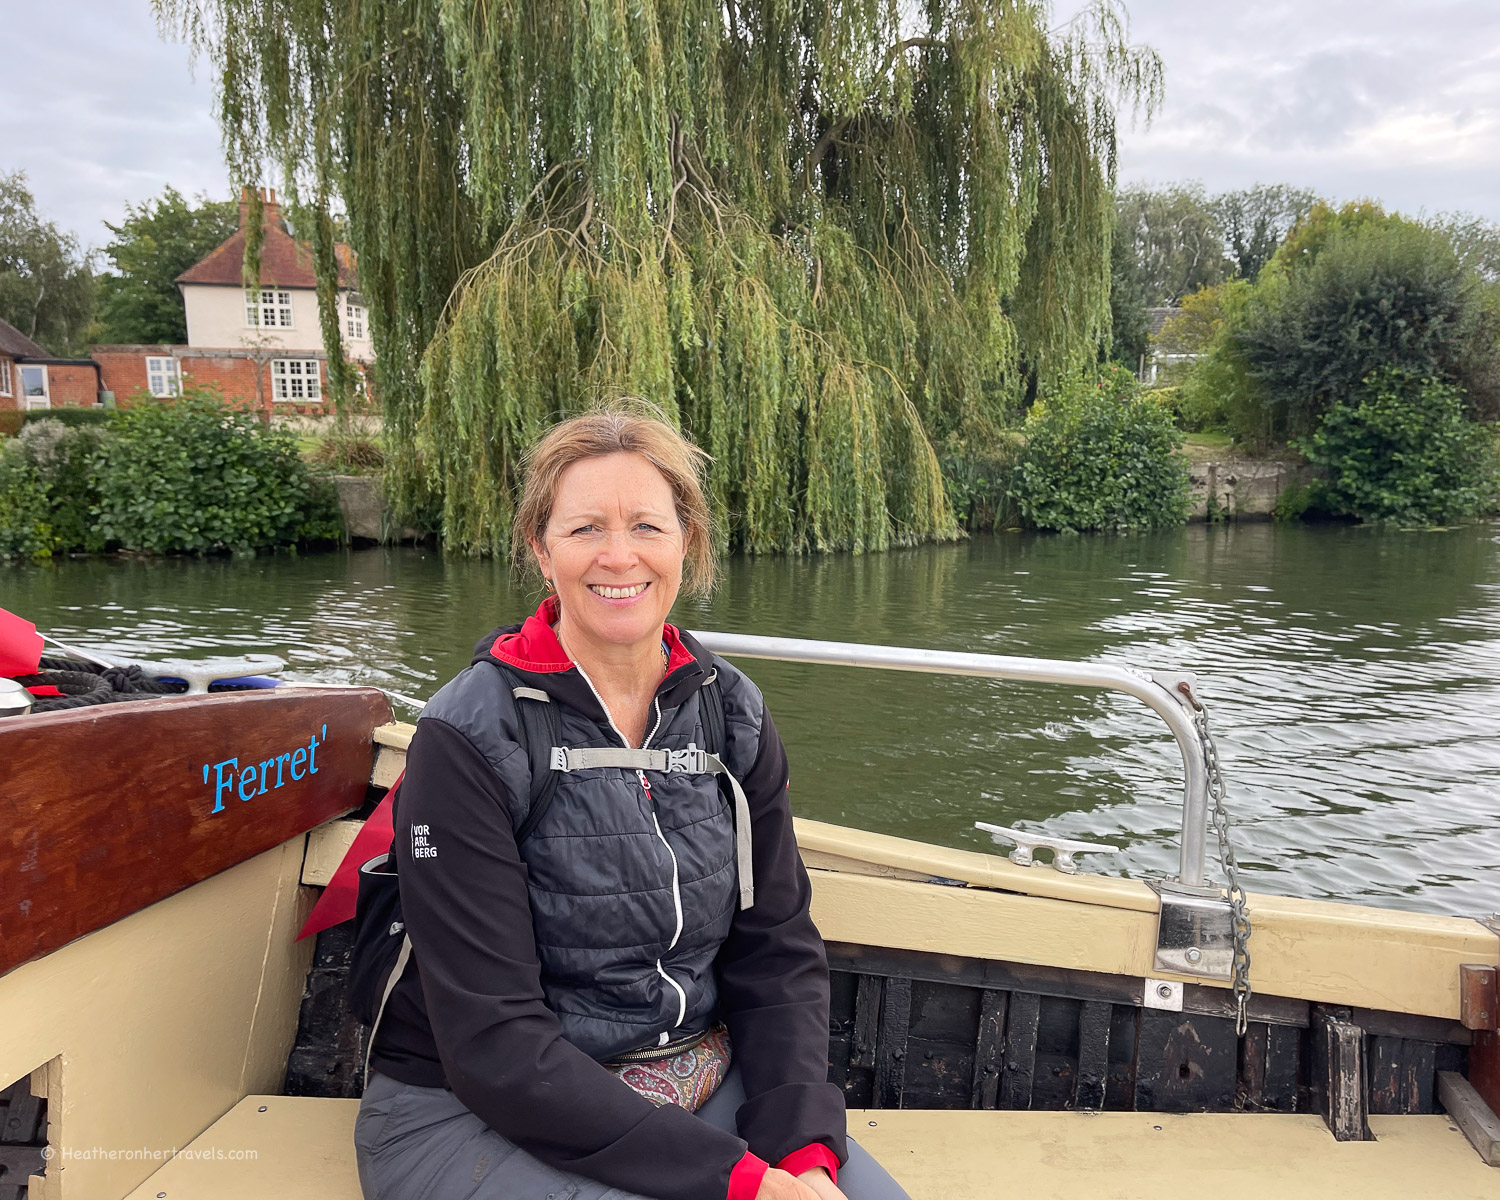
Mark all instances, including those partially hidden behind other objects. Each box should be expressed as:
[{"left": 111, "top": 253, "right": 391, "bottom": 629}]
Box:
[
  {"left": 19, "top": 364, "right": 49, "bottom": 410},
  {"left": 345, "top": 295, "right": 367, "bottom": 341},
  {"left": 144, "top": 356, "right": 181, "bottom": 398},
  {"left": 0, "top": 359, "right": 11, "bottom": 396},
  {"left": 271, "top": 359, "right": 323, "bottom": 403},
  {"left": 245, "top": 288, "right": 295, "bottom": 329}
]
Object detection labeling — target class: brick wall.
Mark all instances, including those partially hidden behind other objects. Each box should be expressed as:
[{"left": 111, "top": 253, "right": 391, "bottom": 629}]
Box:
[
  {"left": 93, "top": 346, "right": 167, "bottom": 402},
  {"left": 94, "top": 345, "right": 331, "bottom": 417},
  {"left": 43, "top": 362, "right": 102, "bottom": 407},
  {"left": 0, "top": 359, "right": 100, "bottom": 410}
]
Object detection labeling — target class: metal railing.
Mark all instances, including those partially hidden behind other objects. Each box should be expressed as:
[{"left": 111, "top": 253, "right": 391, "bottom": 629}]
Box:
[{"left": 696, "top": 632, "right": 1211, "bottom": 887}]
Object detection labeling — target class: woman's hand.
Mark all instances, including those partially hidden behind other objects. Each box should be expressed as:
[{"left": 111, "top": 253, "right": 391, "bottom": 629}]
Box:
[
  {"left": 796, "top": 1167, "right": 849, "bottom": 1200},
  {"left": 753, "top": 1167, "right": 821, "bottom": 1200}
]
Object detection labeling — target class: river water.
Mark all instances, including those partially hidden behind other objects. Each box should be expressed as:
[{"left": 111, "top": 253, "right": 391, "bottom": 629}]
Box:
[{"left": 6, "top": 522, "right": 1499, "bottom": 918}]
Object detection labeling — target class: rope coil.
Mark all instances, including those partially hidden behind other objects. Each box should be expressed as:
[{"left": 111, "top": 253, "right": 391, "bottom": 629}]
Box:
[{"left": 14, "top": 657, "right": 182, "bottom": 713}]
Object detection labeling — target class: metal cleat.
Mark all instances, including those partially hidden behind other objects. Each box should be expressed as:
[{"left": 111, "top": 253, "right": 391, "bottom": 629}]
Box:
[
  {"left": 974, "top": 822, "right": 1119, "bottom": 874},
  {"left": 139, "top": 654, "right": 287, "bottom": 694}
]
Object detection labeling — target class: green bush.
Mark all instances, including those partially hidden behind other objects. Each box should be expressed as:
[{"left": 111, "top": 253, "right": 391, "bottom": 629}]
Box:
[
  {"left": 94, "top": 388, "right": 344, "bottom": 553},
  {"left": 0, "top": 442, "right": 55, "bottom": 558},
  {"left": 1, "top": 408, "right": 114, "bottom": 440},
  {"left": 1230, "top": 219, "right": 1494, "bottom": 442},
  {"left": 308, "top": 429, "right": 386, "bottom": 475},
  {"left": 940, "top": 437, "right": 1021, "bottom": 531},
  {"left": 23, "top": 407, "right": 114, "bottom": 428},
  {"left": 1011, "top": 366, "right": 1191, "bottom": 532},
  {"left": 1299, "top": 369, "right": 1495, "bottom": 524},
  {"left": 1271, "top": 481, "right": 1331, "bottom": 523},
  {"left": 15, "top": 419, "right": 107, "bottom": 552}
]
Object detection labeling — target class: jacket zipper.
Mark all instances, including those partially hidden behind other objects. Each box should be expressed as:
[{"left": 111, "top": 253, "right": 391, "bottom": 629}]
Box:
[{"left": 571, "top": 667, "right": 687, "bottom": 1040}]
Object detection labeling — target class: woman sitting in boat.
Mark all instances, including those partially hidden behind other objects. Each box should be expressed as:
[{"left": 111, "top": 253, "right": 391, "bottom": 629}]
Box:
[{"left": 354, "top": 406, "right": 909, "bottom": 1200}]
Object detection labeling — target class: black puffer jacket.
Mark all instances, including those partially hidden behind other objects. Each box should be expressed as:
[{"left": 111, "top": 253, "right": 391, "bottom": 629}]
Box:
[{"left": 365, "top": 598, "right": 847, "bottom": 1200}]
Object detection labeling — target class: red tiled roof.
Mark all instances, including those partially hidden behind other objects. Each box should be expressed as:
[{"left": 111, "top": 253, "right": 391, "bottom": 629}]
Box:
[
  {"left": 176, "top": 217, "right": 356, "bottom": 290},
  {"left": 0, "top": 317, "right": 48, "bottom": 359}
]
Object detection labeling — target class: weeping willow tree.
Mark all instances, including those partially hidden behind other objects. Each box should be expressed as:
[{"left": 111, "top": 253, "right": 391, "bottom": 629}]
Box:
[{"left": 157, "top": 0, "right": 1160, "bottom": 555}]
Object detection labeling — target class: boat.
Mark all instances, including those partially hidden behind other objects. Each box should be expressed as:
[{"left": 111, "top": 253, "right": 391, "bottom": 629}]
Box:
[{"left": 1, "top": 631, "right": 1497, "bottom": 1199}]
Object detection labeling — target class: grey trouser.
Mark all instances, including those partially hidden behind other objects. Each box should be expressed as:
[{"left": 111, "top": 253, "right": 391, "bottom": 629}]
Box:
[{"left": 355, "top": 1066, "right": 912, "bottom": 1200}]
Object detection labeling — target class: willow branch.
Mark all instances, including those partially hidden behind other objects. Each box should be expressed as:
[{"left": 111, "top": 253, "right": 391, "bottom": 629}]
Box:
[{"left": 807, "top": 38, "right": 946, "bottom": 175}]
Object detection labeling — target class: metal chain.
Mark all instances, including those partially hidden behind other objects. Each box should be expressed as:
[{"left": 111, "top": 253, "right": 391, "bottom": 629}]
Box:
[{"left": 1189, "top": 703, "right": 1254, "bottom": 1035}]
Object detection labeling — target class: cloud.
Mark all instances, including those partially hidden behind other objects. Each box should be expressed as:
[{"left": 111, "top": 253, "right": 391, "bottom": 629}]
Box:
[
  {"left": 4, "top": 0, "right": 1499, "bottom": 250},
  {"left": 1063, "top": 0, "right": 1500, "bottom": 220},
  {"left": 0, "top": 2, "right": 227, "bottom": 251}
]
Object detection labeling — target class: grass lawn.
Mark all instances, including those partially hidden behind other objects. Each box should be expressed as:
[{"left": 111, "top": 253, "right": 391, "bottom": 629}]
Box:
[{"left": 1181, "top": 431, "right": 1235, "bottom": 462}]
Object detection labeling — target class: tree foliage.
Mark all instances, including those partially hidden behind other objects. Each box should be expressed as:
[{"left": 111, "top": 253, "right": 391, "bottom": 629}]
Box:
[
  {"left": 1426, "top": 212, "right": 1500, "bottom": 287},
  {"left": 0, "top": 441, "right": 55, "bottom": 559},
  {"left": 157, "top": 0, "right": 1161, "bottom": 555},
  {"left": 1157, "top": 279, "right": 1255, "bottom": 432},
  {"left": 97, "top": 186, "right": 239, "bottom": 344},
  {"left": 0, "top": 171, "right": 96, "bottom": 355},
  {"left": 1112, "top": 181, "right": 1319, "bottom": 309},
  {"left": 14, "top": 419, "right": 107, "bottom": 552},
  {"left": 1011, "top": 364, "right": 1189, "bottom": 531},
  {"left": 1300, "top": 369, "right": 1495, "bottom": 525},
  {"left": 1107, "top": 208, "right": 1152, "bottom": 369},
  {"left": 1231, "top": 214, "right": 1495, "bottom": 441},
  {"left": 1114, "top": 182, "right": 1229, "bottom": 305},
  {"left": 1211, "top": 183, "right": 1318, "bottom": 281}
]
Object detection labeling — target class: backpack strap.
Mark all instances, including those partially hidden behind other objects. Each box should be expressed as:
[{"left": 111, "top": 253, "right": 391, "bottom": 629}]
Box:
[
  {"left": 359, "top": 852, "right": 410, "bottom": 1085},
  {"left": 489, "top": 657, "right": 751, "bottom": 903},
  {"left": 549, "top": 688, "right": 755, "bottom": 912},
  {"left": 363, "top": 667, "right": 563, "bottom": 1062},
  {"left": 701, "top": 668, "right": 726, "bottom": 760},
  {"left": 484, "top": 663, "right": 564, "bottom": 845}
]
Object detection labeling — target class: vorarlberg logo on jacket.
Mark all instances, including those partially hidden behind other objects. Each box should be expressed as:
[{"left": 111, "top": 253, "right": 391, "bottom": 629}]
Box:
[{"left": 410, "top": 823, "right": 438, "bottom": 859}]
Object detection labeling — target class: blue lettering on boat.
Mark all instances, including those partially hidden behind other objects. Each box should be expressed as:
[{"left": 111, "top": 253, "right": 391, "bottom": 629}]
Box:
[{"left": 203, "top": 723, "right": 326, "bottom": 814}]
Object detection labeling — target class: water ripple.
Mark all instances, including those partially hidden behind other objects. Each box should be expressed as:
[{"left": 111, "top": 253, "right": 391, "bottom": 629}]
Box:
[{"left": 6, "top": 521, "right": 1498, "bottom": 917}]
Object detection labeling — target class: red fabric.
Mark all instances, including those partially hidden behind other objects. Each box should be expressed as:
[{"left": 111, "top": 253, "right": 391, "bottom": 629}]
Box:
[
  {"left": 0, "top": 608, "right": 44, "bottom": 677},
  {"left": 296, "top": 771, "right": 401, "bottom": 940},
  {"left": 726, "top": 1151, "right": 770, "bottom": 1200},
  {"left": 777, "top": 1144, "right": 840, "bottom": 1183},
  {"left": 490, "top": 596, "right": 697, "bottom": 675}
]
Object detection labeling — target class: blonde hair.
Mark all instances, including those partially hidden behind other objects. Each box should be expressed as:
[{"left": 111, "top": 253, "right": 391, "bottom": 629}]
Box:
[{"left": 512, "top": 404, "right": 717, "bottom": 597}]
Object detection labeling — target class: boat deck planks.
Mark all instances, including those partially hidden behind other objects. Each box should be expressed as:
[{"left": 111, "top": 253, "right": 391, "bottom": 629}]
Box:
[
  {"left": 122, "top": 1097, "right": 1500, "bottom": 1200},
  {"left": 853, "top": 1110, "right": 1500, "bottom": 1199},
  {"left": 0, "top": 689, "right": 390, "bottom": 978}
]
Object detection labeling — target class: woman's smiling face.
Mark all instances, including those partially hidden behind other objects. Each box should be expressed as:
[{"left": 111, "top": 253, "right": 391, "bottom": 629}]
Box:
[{"left": 531, "top": 451, "right": 686, "bottom": 658}]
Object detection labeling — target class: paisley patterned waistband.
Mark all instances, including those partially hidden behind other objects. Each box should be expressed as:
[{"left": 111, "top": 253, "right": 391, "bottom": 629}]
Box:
[{"left": 605, "top": 1024, "right": 732, "bottom": 1113}]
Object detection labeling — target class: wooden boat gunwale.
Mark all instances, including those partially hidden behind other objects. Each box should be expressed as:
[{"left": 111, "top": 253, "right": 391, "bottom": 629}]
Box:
[{"left": 3, "top": 637, "right": 1498, "bottom": 1198}]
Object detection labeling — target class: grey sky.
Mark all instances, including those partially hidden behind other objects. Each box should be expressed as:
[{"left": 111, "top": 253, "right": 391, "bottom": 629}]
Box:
[
  {"left": 3, "top": 0, "right": 1498, "bottom": 257},
  {"left": 1058, "top": 0, "right": 1500, "bottom": 219}
]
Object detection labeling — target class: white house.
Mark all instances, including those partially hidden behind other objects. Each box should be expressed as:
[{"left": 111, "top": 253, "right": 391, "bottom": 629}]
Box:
[
  {"left": 92, "top": 189, "right": 373, "bottom": 414},
  {"left": 177, "top": 188, "right": 373, "bottom": 365}
]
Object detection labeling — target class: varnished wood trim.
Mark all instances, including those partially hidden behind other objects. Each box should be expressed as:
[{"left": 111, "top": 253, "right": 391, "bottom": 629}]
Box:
[{"left": 1, "top": 689, "right": 390, "bottom": 978}]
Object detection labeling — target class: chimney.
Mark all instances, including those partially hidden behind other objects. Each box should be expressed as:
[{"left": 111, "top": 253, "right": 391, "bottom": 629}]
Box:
[{"left": 237, "top": 186, "right": 282, "bottom": 229}]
